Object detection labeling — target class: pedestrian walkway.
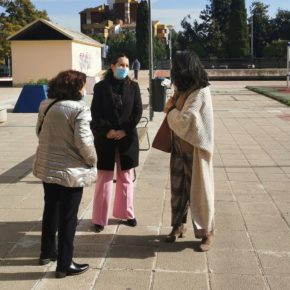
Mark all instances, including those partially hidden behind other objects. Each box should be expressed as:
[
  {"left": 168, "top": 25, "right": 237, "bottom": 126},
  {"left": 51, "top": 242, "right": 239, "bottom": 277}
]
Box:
[{"left": 0, "top": 76, "right": 290, "bottom": 290}]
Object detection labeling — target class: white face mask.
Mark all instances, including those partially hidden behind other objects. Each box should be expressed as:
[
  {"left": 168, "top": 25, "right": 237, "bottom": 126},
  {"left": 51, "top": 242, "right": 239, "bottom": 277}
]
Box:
[{"left": 114, "top": 66, "right": 129, "bottom": 79}]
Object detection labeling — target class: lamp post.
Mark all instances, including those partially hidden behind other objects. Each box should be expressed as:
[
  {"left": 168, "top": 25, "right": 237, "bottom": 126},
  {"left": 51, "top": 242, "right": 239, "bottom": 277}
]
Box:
[
  {"left": 287, "top": 42, "right": 290, "bottom": 88},
  {"left": 168, "top": 28, "right": 172, "bottom": 70},
  {"left": 148, "top": 0, "right": 154, "bottom": 121},
  {"left": 249, "top": 15, "right": 254, "bottom": 60}
]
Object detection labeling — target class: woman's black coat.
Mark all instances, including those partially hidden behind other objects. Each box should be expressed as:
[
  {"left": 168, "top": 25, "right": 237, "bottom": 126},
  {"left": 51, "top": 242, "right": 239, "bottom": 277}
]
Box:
[{"left": 90, "top": 77, "right": 143, "bottom": 170}]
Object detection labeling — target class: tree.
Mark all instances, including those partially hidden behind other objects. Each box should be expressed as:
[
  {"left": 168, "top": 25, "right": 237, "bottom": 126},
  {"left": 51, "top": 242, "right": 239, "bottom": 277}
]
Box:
[
  {"left": 263, "top": 39, "right": 288, "bottom": 58},
  {"left": 106, "top": 30, "right": 137, "bottom": 64},
  {"left": 227, "top": 0, "right": 249, "bottom": 57},
  {"left": 0, "top": 0, "right": 49, "bottom": 63},
  {"left": 177, "top": 15, "right": 208, "bottom": 58},
  {"left": 211, "top": 0, "right": 231, "bottom": 32},
  {"left": 135, "top": 0, "right": 149, "bottom": 69},
  {"left": 177, "top": 1, "right": 231, "bottom": 58},
  {"left": 153, "top": 37, "right": 167, "bottom": 62},
  {"left": 249, "top": 1, "right": 271, "bottom": 57},
  {"left": 271, "top": 9, "right": 290, "bottom": 41},
  {"left": 211, "top": 0, "right": 231, "bottom": 56}
]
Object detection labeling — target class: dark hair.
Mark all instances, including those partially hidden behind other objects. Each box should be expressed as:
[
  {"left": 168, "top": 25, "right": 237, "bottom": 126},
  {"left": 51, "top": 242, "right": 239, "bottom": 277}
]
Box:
[
  {"left": 104, "top": 53, "right": 130, "bottom": 80},
  {"left": 47, "top": 70, "right": 86, "bottom": 100},
  {"left": 171, "top": 51, "right": 209, "bottom": 92}
]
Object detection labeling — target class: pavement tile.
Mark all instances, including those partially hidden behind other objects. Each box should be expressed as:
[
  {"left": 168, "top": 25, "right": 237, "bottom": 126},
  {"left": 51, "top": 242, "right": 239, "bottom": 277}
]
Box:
[
  {"left": 215, "top": 201, "right": 240, "bottom": 215},
  {"left": 4, "top": 235, "right": 40, "bottom": 262},
  {"left": 104, "top": 245, "right": 155, "bottom": 270},
  {"left": 226, "top": 172, "right": 259, "bottom": 182},
  {"left": 283, "top": 215, "right": 290, "bottom": 225},
  {"left": 0, "top": 265, "right": 47, "bottom": 290},
  {"left": 156, "top": 244, "right": 207, "bottom": 272},
  {"left": 243, "top": 214, "right": 289, "bottom": 232},
  {"left": 214, "top": 168, "right": 228, "bottom": 181},
  {"left": 212, "top": 230, "right": 252, "bottom": 250},
  {"left": 74, "top": 230, "right": 115, "bottom": 245},
  {"left": 266, "top": 275, "right": 290, "bottom": 290},
  {"left": 0, "top": 195, "right": 23, "bottom": 208},
  {"left": 136, "top": 210, "right": 162, "bottom": 226},
  {"left": 112, "top": 225, "right": 159, "bottom": 247},
  {"left": 215, "top": 212, "right": 246, "bottom": 231},
  {"left": 38, "top": 268, "right": 99, "bottom": 290},
  {"left": 230, "top": 181, "right": 267, "bottom": 195},
  {"left": 239, "top": 202, "right": 280, "bottom": 216},
  {"left": 271, "top": 192, "right": 290, "bottom": 202},
  {"left": 153, "top": 272, "right": 208, "bottom": 290},
  {"left": 0, "top": 242, "right": 15, "bottom": 259},
  {"left": 0, "top": 208, "right": 42, "bottom": 222},
  {"left": 249, "top": 231, "right": 290, "bottom": 252},
  {"left": 210, "top": 273, "right": 268, "bottom": 290},
  {"left": 207, "top": 249, "right": 261, "bottom": 275},
  {"left": 0, "top": 222, "right": 37, "bottom": 242},
  {"left": 73, "top": 244, "right": 107, "bottom": 269},
  {"left": 235, "top": 193, "right": 272, "bottom": 203},
  {"left": 215, "top": 191, "right": 235, "bottom": 202},
  {"left": 215, "top": 180, "right": 232, "bottom": 194},
  {"left": 93, "top": 269, "right": 151, "bottom": 290},
  {"left": 263, "top": 181, "right": 290, "bottom": 191},
  {"left": 258, "top": 252, "right": 290, "bottom": 275}
]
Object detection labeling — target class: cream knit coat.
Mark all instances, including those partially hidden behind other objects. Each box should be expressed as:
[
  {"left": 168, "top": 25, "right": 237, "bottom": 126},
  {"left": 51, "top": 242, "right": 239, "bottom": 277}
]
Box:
[{"left": 167, "top": 86, "right": 215, "bottom": 236}]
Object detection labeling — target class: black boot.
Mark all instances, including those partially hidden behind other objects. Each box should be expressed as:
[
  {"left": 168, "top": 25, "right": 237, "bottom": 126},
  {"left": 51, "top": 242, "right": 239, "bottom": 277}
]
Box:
[
  {"left": 39, "top": 252, "right": 57, "bottom": 265},
  {"left": 94, "top": 224, "right": 104, "bottom": 232},
  {"left": 55, "top": 261, "right": 89, "bottom": 278},
  {"left": 126, "top": 218, "right": 137, "bottom": 227}
]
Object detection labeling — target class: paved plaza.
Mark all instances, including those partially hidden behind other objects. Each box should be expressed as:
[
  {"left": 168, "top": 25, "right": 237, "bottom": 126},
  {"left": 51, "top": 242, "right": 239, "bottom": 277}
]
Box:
[{"left": 0, "top": 74, "right": 290, "bottom": 290}]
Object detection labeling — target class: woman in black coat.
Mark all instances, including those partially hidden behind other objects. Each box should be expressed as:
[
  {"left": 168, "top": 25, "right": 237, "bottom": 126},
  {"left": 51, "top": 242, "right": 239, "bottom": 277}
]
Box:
[{"left": 91, "top": 53, "right": 143, "bottom": 232}]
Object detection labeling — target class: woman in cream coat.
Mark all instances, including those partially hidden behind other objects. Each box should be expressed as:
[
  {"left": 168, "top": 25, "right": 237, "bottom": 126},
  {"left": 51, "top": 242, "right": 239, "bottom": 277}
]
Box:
[
  {"left": 33, "top": 70, "right": 97, "bottom": 278},
  {"left": 164, "top": 51, "right": 215, "bottom": 251}
]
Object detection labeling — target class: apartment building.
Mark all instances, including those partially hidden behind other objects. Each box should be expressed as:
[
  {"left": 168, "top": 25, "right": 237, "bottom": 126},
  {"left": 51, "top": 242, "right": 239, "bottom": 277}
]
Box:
[{"left": 79, "top": 0, "right": 169, "bottom": 42}]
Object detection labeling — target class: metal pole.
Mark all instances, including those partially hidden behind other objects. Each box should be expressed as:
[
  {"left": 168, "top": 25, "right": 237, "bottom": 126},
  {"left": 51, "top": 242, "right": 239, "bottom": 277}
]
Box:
[
  {"left": 148, "top": 0, "right": 154, "bottom": 121},
  {"left": 169, "top": 29, "right": 172, "bottom": 70},
  {"left": 287, "top": 42, "right": 290, "bottom": 88},
  {"left": 251, "top": 16, "right": 254, "bottom": 60}
]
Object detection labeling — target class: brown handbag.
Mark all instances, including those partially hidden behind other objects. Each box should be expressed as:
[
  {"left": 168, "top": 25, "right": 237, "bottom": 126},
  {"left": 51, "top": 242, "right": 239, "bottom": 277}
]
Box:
[{"left": 152, "top": 115, "right": 171, "bottom": 153}]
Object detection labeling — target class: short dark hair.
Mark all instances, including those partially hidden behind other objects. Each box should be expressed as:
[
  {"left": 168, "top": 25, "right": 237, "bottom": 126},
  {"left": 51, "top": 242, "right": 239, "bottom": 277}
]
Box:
[
  {"left": 171, "top": 51, "right": 209, "bottom": 92},
  {"left": 47, "top": 70, "right": 86, "bottom": 100}
]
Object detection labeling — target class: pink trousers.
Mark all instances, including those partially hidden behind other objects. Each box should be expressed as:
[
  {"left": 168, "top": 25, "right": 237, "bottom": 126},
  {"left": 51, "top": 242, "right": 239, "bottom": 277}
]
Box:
[{"left": 92, "top": 157, "right": 135, "bottom": 226}]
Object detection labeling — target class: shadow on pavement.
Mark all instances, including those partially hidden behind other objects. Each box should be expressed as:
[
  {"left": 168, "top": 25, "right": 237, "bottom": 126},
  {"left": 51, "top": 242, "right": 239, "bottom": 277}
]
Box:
[{"left": 0, "top": 155, "right": 34, "bottom": 183}]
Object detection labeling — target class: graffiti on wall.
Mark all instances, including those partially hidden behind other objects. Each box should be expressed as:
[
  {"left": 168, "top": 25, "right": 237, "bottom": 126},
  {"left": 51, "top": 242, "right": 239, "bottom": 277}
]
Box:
[{"left": 79, "top": 52, "right": 91, "bottom": 72}]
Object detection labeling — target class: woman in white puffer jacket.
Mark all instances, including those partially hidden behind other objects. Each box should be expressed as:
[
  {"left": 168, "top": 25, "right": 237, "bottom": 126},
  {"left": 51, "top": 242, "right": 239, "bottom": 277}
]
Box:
[{"left": 33, "top": 70, "right": 97, "bottom": 278}]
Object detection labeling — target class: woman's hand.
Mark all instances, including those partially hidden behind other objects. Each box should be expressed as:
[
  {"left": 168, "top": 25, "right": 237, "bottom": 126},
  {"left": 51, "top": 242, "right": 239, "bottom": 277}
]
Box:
[
  {"left": 114, "top": 130, "right": 126, "bottom": 140},
  {"left": 106, "top": 129, "right": 117, "bottom": 139},
  {"left": 164, "top": 97, "right": 175, "bottom": 113}
]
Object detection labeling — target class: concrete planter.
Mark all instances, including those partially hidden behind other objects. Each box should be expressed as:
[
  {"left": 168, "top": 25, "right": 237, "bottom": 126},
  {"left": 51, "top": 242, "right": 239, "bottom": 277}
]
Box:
[
  {"left": 13, "top": 84, "right": 48, "bottom": 113},
  {"left": 0, "top": 108, "right": 7, "bottom": 122}
]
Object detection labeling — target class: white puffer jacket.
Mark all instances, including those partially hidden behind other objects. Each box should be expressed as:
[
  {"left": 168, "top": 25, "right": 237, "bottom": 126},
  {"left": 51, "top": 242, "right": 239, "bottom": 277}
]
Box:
[{"left": 33, "top": 98, "right": 97, "bottom": 187}]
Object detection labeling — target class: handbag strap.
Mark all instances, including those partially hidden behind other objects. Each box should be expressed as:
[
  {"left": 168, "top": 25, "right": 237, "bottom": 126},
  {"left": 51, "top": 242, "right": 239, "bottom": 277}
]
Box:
[{"left": 38, "top": 99, "right": 60, "bottom": 134}]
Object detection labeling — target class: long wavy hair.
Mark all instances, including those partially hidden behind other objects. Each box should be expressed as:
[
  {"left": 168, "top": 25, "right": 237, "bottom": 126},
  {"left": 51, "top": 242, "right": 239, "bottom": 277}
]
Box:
[
  {"left": 47, "top": 70, "right": 86, "bottom": 100},
  {"left": 171, "top": 51, "right": 209, "bottom": 92}
]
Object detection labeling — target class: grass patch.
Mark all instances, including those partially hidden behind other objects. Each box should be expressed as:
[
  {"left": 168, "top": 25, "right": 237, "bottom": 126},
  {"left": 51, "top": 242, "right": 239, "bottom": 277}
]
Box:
[{"left": 246, "top": 86, "right": 290, "bottom": 106}]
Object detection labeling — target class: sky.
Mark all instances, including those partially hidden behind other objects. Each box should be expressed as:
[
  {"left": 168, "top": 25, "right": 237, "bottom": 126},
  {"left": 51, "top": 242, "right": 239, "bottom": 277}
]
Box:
[{"left": 30, "top": 0, "right": 290, "bottom": 33}]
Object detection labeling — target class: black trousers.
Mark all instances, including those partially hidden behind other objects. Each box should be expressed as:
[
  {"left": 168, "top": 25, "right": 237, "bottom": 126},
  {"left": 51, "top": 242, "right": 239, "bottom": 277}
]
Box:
[
  {"left": 134, "top": 70, "right": 139, "bottom": 80},
  {"left": 41, "top": 182, "right": 83, "bottom": 271}
]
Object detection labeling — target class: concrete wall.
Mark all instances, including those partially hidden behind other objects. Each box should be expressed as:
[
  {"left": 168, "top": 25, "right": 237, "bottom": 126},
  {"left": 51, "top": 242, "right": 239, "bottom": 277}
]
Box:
[
  {"left": 71, "top": 42, "right": 101, "bottom": 77},
  {"left": 11, "top": 41, "right": 72, "bottom": 85},
  {"left": 207, "top": 68, "right": 288, "bottom": 80},
  {"left": 11, "top": 40, "right": 102, "bottom": 86}
]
